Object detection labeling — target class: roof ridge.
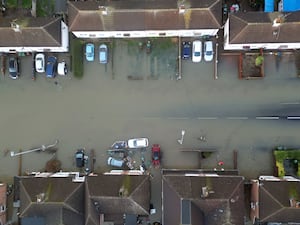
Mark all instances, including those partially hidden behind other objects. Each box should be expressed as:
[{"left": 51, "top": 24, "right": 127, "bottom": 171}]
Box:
[
  {"left": 128, "top": 197, "right": 149, "bottom": 215},
  {"left": 261, "top": 205, "right": 285, "bottom": 222},
  {"left": 19, "top": 181, "right": 33, "bottom": 217},
  {"left": 129, "top": 175, "right": 148, "bottom": 197},
  {"left": 42, "top": 19, "right": 61, "bottom": 46},
  {"left": 230, "top": 15, "right": 249, "bottom": 44},
  {"left": 228, "top": 177, "right": 244, "bottom": 200},
  {"left": 162, "top": 175, "right": 188, "bottom": 199}
]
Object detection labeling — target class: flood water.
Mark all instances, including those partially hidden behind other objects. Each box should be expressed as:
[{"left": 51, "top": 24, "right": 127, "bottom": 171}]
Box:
[{"left": 0, "top": 42, "right": 298, "bottom": 182}]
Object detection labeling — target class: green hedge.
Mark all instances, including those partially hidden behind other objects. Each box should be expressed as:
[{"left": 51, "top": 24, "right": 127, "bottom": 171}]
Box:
[{"left": 71, "top": 36, "right": 84, "bottom": 79}]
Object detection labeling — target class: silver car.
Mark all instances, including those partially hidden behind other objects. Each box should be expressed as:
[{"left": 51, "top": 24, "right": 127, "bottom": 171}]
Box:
[
  {"left": 127, "top": 138, "right": 149, "bottom": 149},
  {"left": 35, "top": 53, "right": 45, "bottom": 73},
  {"left": 99, "top": 44, "right": 108, "bottom": 64}
]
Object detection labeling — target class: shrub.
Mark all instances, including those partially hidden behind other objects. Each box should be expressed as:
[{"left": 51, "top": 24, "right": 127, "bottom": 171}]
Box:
[{"left": 71, "top": 35, "right": 84, "bottom": 79}]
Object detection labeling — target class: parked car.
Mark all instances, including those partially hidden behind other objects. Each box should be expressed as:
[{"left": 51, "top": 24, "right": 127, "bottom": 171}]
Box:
[
  {"left": 152, "top": 144, "right": 161, "bottom": 167},
  {"left": 204, "top": 41, "right": 214, "bottom": 62},
  {"left": 192, "top": 40, "right": 202, "bottom": 62},
  {"left": 99, "top": 44, "right": 108, "bottom": 64},
  {"left": 107, "top": 157, "right": 124, "bottom": 168},
  {"left": 75, "top": 149, "right": 85, "bottom": 168},
  {"left": 8, "top": 57, "right": 19, "bottom": 79},
  {"left": 128, "top": 138, "right": 149, "bottom": 149},
  {"left": 57, "top": 61, "right": 68, "bottom": 76},
  {"left": 35, "top": 53, "right": 45, "bottom": 73},
  {"left": 46, "top": 56, "right": 57, "bottom": 78},
  {"left": 181, "top": 41, "right": 191, "bottom": 60},
  {"left": 85, "top": 43, "right": 95, "bottom": 62}
]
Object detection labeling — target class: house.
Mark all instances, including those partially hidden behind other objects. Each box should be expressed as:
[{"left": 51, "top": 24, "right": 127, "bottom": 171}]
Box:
[
  {"left": 162, "top": 169, "right": 245, "bottom": 225},
  {"left": 85, "top": 175, "right": 150, "bottom": 225},
  {"left": 250, "top": 176, "right": 300, "bottom": 224},
  {"left": 17, "top": 172, "right": 150, "bottom": 225},
  {"left": 19, "top": 177, "right": 85, "bottom": 225},
  {"left": 224, "top": 11, "right": 300, "bottom": 50},
  {"left": 0, "top": 17, "right": 69, "bottom": 53},
  {"left": 68, "top": 0, "right": 222, "bottom": 39}
]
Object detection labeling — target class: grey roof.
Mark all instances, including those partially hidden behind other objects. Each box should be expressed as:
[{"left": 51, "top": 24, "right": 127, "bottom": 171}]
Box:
[
  {"left": 0, "top": 17, "right": 61, "bottom": 47},
  {"left": 68, "top": 0, "right": 222, "bottom": 32},
  {"left": 163, "top": 174, "right": 245, "bottom": 225},
  {"left": 19, "top": 177, "right": 84, "bottom": 225},
  {"left": 85, "top": 175, "right": 150, "bottom": 225},
  {"left": 259, "top": 180, "right": 300, "bottom": 223},
  {"left": 228, "top": 11, "right": 300, "bottom": 44}
]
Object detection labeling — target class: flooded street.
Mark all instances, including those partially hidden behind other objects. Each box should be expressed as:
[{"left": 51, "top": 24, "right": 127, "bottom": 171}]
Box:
[{"left": 0, "top": 41, "right": 299, "bottom": 182}]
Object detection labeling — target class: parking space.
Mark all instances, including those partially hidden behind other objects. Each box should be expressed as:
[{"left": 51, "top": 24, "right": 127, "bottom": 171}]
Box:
[{"left": 82, "top": 37, "right": 217, "bottom": 81}]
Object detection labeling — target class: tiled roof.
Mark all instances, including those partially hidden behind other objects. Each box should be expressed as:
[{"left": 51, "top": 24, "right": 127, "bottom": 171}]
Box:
[
  {"left": 259, "top": 180, "right": 300, "bottom": 223},
  {"left": 85, "top": 175, "right": 150, "bottom": 225},
  {"left": 228, "top": 11, "right": 300, "bottom": 44},
  {"left": 163, "top": 173, "right": 245, "bottom": 225},
  {"left": 68, "top": 0, "right": 222, "bottom": 31},
  {"left": 19, "top": 177, "right": 84, "bottom": 225},
  {"left": 0, "top": 17, "right": 61, "bottom": 47}
]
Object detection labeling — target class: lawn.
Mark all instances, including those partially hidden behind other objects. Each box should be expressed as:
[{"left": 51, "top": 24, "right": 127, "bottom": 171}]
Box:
[{"left": 274, "top": 149, "right": 300, "bottom": 177}]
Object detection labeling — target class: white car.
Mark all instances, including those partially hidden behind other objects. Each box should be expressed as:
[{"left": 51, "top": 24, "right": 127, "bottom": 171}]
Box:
[
  {"left": 35, "top": 53, "right": 45, "bottom": 73},
  {"left": 127, "top": 138, "right": 149, "bottom": 149},
  {"left": 204, "top": 41, "right": 214, "bottom": 62},
  {"left": 192, "top": 40, "right": 202, "bottom": 62}
]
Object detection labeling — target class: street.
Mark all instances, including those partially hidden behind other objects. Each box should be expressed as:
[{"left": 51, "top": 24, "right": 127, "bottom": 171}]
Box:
[{"left": 0, "top": 43, "right": 299, "bottom": 223}]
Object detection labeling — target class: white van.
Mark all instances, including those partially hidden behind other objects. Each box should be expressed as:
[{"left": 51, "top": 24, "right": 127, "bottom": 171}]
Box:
[{"left": 107, "top": 157, "right": 124, "bottom": 168}]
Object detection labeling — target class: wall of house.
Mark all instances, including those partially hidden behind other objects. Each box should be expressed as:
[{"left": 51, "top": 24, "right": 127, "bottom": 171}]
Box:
[{"left": 72, "top": 29, "right": 219, "bottom": 39}]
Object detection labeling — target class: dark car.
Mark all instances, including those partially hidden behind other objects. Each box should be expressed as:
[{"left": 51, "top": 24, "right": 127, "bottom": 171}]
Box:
[
  {"left": 8, "top": 57, "right": 19, "bottom": 79},
  {"left": 151, "top": 144, "right": 161, "bottom": 167},
  {"left": 46, "top": 56, "right": 57, "bottom": 78},
  {"left": 75, "top": 149, "right": 85, "bottom": 168},
  {"left": 181, "top": 41, "right": 191, "bottom": 59}
]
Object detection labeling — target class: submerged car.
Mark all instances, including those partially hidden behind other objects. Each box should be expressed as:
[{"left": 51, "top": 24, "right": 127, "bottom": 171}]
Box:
[
  {"left": 181, "top": 41, "right": 191, "bottom": 60},
  {"left": 107, "top": 157, "right": 124, "bottom": 168},
  {"left": 46, "top": 56, "right": 57, "bottom": 78},
  {"left": 35, "top": 53, "right": 45, "bottom": 73},
  {"left": 152, "top": 144, "right": 161, "bottom": 167},
  {"left": 85, "top": 43, "right": 95, "bottom": 62},
  {"left": 8, "top": 57, "right": 19, "bottom": 79},
  {"left": 75, "top": 149, "right": 85, "bottom": 168},
  {"left": 127, "top": 138, "right": 149, "bottom": 149},
  {"left": 192, "top": 40, "right": 202, "bottom": 63},
  {"left": 204, "top": 41, "right": 214, "bottom": 62},
  {"left": 99, "top": 44, "right": 108, "bottom": 64}
]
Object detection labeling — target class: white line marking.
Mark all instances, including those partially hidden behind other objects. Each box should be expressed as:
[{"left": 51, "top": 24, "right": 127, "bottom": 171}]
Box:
[
  {"left": 280, "top": 102, "right": 300, "bottom": 105},
  {"left": 287, "top": 116, "right": 300, "bottom": 120},
  {"left": 167, "top": 117, "right": 189, "bottom": 120},
  {"left": 226, "top": 117, "right": 248, "bottom": 120},
  {"left": 256, "top": 116, "right": 279, "bottom": 120},
  {"left": 197, "top": 117, "right": 218, "bottom": 120}
]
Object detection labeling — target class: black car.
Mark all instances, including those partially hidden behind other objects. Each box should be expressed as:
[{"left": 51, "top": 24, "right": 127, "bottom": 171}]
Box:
[
  {"left": 75, "top": 149, "right": 85, "bottom": 168},
  {"left": 181, "top": 41, "right": 191, "bottom": 60},
  {"left": 8, "top": 57, "right": 20, "bottom": 79}
]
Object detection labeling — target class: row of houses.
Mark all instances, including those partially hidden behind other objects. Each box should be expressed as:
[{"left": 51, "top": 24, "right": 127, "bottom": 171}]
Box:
[
  {"left": 15, "top": 170, "right": 300, "bottom": 225},
  {"left": 1, "top": 0, "right": 300, "bottom": 53}
]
